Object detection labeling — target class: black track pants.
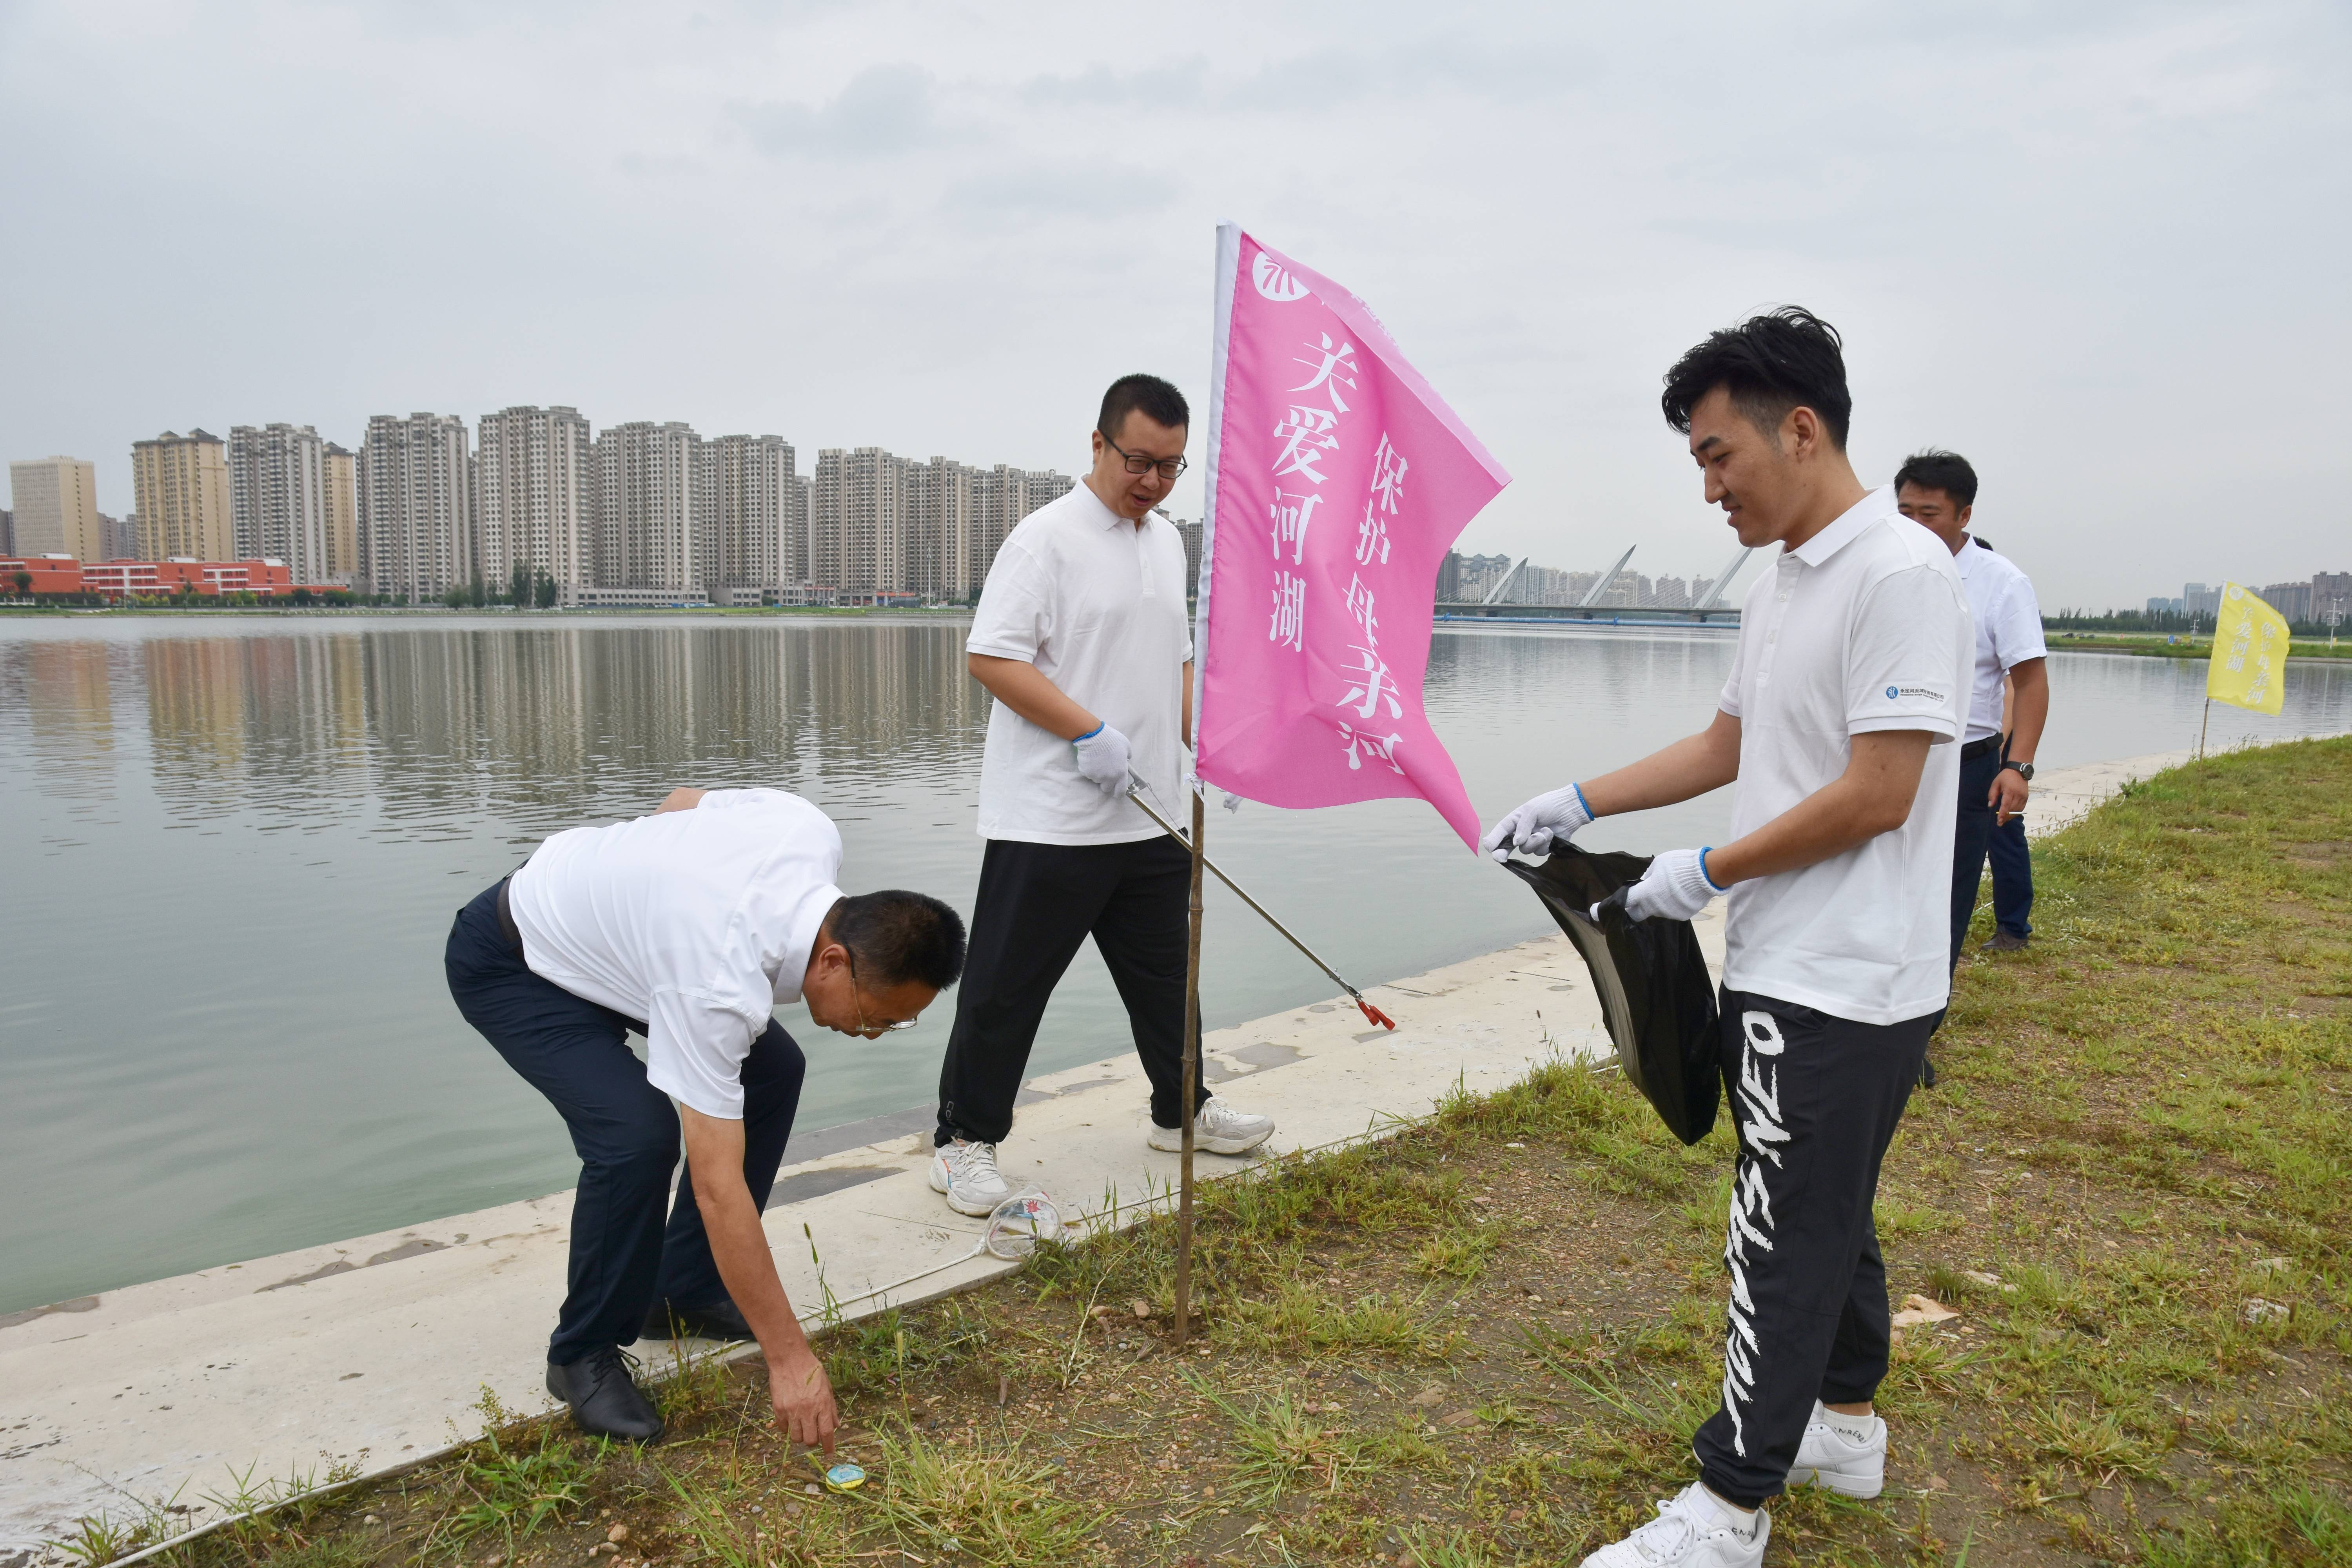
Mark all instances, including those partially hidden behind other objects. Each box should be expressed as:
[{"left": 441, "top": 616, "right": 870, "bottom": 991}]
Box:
[
  {"left": 936, "top": 835, "right": 1209, "bottom": 1145},
  {"left": 1693, "top": 987, "right": 1935, "bottom": 1508}
]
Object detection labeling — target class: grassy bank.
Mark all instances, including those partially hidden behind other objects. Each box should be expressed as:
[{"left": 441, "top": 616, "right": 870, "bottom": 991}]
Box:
[
  {"left": 69, "top": 739, "right": 2352, "bottom": 1567},
  {"left": 2048, "top": 631, "right": 2352, "bottom": 661}
]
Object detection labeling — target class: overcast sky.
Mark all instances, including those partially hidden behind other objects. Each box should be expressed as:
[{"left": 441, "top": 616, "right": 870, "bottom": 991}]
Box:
[{"left": 4, "top": 1, "right": 2344, "bottom": 606}]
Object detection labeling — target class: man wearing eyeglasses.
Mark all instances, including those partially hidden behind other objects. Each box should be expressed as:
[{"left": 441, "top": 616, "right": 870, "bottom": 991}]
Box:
[
  {"left": 932, "top": 374, "right": 1275, "bottom": 1218},
  {"left": 444, "top": 786, "right": 965, "bottom": 1448}
]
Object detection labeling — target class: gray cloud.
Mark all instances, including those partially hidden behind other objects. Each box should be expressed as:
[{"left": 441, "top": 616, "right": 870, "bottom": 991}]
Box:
[{"left": 732, "top": 64, "right": 949, "bottom": 157}]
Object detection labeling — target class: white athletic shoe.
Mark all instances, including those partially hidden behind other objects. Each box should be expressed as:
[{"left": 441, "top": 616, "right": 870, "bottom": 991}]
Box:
[
  {"left": 1579, "top": 1483, "right": 1767, "bottom": 1567},
  {"left": 1147, "top": 1094, "right": 1275, "bottom": 1156},
  {"left": 929, "top": 1139, "right": 1011, "bottom": 1217},
  {"left": 1789, "top": 1401, "right": 1886, "bottom": 1498}
]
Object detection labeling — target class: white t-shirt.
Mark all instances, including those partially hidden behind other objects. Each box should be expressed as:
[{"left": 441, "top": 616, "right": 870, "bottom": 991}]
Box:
[
  {"left": 966, "top": 483, "right": 1192, "bottom": 845},
  {"left": 1718, "top": 485, "right": 1974, "bottom": 1026},
  {"left": 1954, "top": 537, "right": 2047, "bottom": 743},
  {"left": 507, "top": 788, "right": 844, "bottom": 1119}
]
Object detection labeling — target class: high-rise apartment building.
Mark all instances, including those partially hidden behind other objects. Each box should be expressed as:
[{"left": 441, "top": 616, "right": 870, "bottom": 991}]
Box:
[
  {"left": 594, "top": 421, "right": 705, "bottom": 592},
  {"left": 813, "top": 447, "right": 913, "bottom": 595},
  {"left": 100, "top": 512, "right": 139, "bottom": 561},
  {"left": 970, "top": 464, "right": 1074, "bottom": 588},
  {"left": 2314, "top": 572, "right": 2351, "bottom": 624},
  {"left": 7, "top": 455, "right": 103, "bottom": 561},
  {"left": 476, "top": 406, "right": 594, "bottom": 593},
  {"left": 906, "top": 457, "right": 976, "bottom": 603},
  {"left": 358, "top": 413, "right": 472, "bottom": 602},
  {"left": 2261, "top": 580, "right": 2314, "bottom": 623},
  {"left": 321, "top": 444, "right": 358, "bottom": 583},
  {"left": 704, "top": 434, "right": 799, "bottom": 593},
  {"left": 131, "top": 430, "right": 235, "bottom": 561},
  {"left": 229, "top": 423, "right": 329, "bottom": 582}
]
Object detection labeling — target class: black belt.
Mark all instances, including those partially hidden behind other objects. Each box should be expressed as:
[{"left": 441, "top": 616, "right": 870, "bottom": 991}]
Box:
[
  {"left": 1960, "top": 735, "right": 2002, "bottom": 761},
  {"left": 495, "top": 876, "right": 524, "bottom": 951}
]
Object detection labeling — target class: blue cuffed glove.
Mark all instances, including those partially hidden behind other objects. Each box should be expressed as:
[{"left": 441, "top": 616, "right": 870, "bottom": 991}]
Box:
[
  {"left": 1617, "top": 848, "right": 1724, "bottom": 922},
  {"left": 1480, "top": 782, "right": 1594, "bottom": 863},
  {"left": 1071, "top": 722, "right": 1132, "bottom": 796}
]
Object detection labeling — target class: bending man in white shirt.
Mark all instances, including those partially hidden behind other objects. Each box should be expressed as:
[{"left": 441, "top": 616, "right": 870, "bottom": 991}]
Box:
[
  {"left": 445, "top": 787, "right": 965, "bottom": 1448},
  {"left": 931, "top": 374, "right": 1274, "bottom": 1218},
  {"left": 1483, "top": 310, "right": 1971, "bottom": 1568}
]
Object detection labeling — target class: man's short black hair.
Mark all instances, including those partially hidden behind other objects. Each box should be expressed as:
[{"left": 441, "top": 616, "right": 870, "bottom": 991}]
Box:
[
  {"left": 1892, "top": 449, "right": 1979, "bottom": 508},
  {"left": 830, "top": 891, "right": 965, "bottom": 992},
  {"left": 1098, "top": 374, "right": 1190, "bottom": 440},
  {"left": 1661, "top": 307, "right": 1852, "bottom": 451}
]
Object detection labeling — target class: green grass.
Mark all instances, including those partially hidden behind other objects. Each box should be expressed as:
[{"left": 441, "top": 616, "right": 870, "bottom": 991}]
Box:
[{"left": 114, "top": 736, "right": 2352, "bottom": 1568}]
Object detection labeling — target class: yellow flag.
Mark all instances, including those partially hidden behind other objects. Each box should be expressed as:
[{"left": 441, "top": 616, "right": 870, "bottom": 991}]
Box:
[{"left": 2206, "top": 583, "right": 2288, "bottom": 715}]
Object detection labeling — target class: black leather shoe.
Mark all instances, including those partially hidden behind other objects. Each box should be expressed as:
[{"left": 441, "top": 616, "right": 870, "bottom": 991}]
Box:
[
  {"left": 546, "top": 1347, "right": 664, "bottom": 1442},
  {"left": 1920, "top": 1055, "right": 1939, "bottom": 1089},
  {"left": 640, "top": 1296, "right": 754, "bottom": 1343}
]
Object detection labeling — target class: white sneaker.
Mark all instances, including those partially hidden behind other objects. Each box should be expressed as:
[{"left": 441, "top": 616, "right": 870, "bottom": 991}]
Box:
[
  {"left": 1580, "top": 1483, "right": 1767, "bottom": 1567},
  {"left": 1147, "top": 1094, "right": 1274, "bottom": 1156},
  {"left": 1789, "top": 1401, "right": 1886, "bottom": 1498},
  {"left": 929, "top": 1139, "right": 1011, "bottom": 1217}
]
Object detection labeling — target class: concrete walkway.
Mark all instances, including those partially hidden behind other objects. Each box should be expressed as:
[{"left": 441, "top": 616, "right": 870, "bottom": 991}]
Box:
[{"left": 0, "top": 739, "right": 2315, "bottom": 1561}]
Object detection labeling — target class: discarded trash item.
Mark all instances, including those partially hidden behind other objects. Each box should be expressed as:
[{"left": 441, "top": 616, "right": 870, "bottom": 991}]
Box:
[
  {"left": 820, "top": 1462, "right": 865, "bottom": 1493},
  {"left": 1891, "top": 1294, "right": 1960, "bottom": 1328},
  {"left": 1958, "top": 1269, "right": 2018, "bottom": 1294},
  {"left": 982, "top": 1191, "right": 1063, "bottom": 1259},
  {"left": 1504, "top": 844, "right": 1720, "bottom": 1144},
  {"left": 2252, "top": 1256, "right": 2290, "bottom": 1276},
  {"left": 2243, "top": 1297, "right": 2291, "bottom": 1325}
]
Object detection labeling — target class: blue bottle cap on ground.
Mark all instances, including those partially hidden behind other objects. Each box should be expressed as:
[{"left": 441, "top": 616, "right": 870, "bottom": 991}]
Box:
[{"left": 823, "top": 1463, "right": 865, "bottom": 1492}]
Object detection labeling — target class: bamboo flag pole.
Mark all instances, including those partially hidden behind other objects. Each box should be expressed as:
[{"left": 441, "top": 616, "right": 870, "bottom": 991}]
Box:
[
  {"left": 1172, "top": 787, "right": 1205, "bottom": 1347},
  {"left": 2199, "top": 697, "right": 2211, "bottom": 760}
]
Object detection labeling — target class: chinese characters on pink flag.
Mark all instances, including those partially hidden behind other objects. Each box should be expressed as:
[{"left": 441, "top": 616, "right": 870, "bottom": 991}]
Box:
[{"left": 1193, "top": 223, "right": 1511, "bottom": 848}]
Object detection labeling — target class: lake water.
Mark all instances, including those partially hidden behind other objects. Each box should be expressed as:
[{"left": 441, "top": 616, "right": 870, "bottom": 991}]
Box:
[{"left": 4, "top": 614, "right": 2347, "bottom": 1314}]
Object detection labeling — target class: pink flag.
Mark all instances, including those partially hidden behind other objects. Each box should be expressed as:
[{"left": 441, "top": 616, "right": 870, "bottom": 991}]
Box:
[{"left": 1194, "top": 224, "right": 1510, "bottom": 849}]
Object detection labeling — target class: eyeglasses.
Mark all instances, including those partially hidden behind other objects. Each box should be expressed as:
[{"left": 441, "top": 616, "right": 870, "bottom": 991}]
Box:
[
  {"left": 845, "top": 951, "right": 919, "bottom": 1037},
  {"left": 1100, "top": 432, "right": 1188, "bottom": 481}
]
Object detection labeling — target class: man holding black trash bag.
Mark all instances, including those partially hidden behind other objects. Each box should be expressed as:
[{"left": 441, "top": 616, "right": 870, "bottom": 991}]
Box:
[
  {"left": 1483, "top": 309, "right": 1970, "bottom": 1567},
  {"left": 445, "top": 786, "right": 965, "bottom": 1449}
]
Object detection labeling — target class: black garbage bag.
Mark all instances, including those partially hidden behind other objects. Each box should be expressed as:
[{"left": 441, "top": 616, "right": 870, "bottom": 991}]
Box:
[{"left": 1504, "top": 844, "right": 1721, "bottom": 1145}]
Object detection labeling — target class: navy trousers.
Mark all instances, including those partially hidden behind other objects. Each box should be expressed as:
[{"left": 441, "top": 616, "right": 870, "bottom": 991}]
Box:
[
  {"left": 444, "top": 881, "right": 805, "bottom": 1365},
  {"left": 1948, "top": 742, "right": 2008, "bottom": 969},
  {"left": 1987, "top": 809, "right": 2034, "bottom": 940}
]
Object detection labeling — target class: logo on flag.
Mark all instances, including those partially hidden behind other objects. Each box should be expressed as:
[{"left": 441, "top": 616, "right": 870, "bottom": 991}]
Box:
[{"left": 1194, "top": 224, "right": 1510, "bottom": 848}]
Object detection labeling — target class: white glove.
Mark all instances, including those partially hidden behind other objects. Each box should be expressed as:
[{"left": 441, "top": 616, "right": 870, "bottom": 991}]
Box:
[
  {"left": 1071, "top": 722, "right": 1132, "bottom": 796},
  {"left": 1480, "top": 782, "right": 1594, "bottom": 863},
  {"left": 1615, "top": 848, "right": 1724, "bottom": 923}
]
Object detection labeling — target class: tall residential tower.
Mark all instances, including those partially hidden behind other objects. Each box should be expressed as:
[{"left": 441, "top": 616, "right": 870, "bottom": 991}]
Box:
[{"left": 131, "top": 430, "right": 234, "bottom": 561}]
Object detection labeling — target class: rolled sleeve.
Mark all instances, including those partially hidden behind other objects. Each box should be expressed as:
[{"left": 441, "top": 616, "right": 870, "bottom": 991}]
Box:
[
  {"left": 1845, "top": 565, "right": 1966, "bottom": 741},
  {"left": 965, "top": 545, "right": 1051, "bottom": 662},
  {"left": 643, "top": 987, "right": 760, "bottom": 1119}
]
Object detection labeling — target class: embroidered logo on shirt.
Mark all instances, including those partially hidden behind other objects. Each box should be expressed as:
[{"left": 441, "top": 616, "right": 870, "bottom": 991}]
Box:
[{"left": 1890, "top": 686, "right": 1946, "bottom": 702}]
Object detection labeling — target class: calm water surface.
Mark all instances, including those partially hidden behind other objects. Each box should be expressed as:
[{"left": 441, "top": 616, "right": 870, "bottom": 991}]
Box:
[{"left": 4, "top": 614, "right": 2347, "bottom": 1312}]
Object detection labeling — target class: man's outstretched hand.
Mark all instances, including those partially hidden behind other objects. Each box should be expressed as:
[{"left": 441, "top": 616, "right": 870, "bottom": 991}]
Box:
[
  {"left": 769, "top": 1346, "right": 839, "bottom": 1455},
  {"left": 1479, "top": 782, "right": 1594, "bottom": 863}
]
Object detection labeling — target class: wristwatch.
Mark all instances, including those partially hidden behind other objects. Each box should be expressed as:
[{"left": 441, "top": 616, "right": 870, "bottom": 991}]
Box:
[{"left": 2000, "top": 760, "right": 2034, "bottom": 782}]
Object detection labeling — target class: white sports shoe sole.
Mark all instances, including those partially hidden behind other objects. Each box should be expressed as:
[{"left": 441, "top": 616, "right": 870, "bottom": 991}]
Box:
[
  {"left": 928, "top": 1153, "right": 1007, "bottom": 1217},
  {"left": 1147, "top": 1120, "right": 1272, "bottom": 1156}
]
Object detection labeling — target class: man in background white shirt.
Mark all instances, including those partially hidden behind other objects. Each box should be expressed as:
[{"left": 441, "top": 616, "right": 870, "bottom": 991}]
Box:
[
  {"left": 445, "top": 787, "right": 964, "bottom": 1447},
  {"left": 1484, "top": 309, "right": 1971, "bottom": 1566},
  {"left": 931, "top": 374, "right": 1274, "bottom": 1218},
  {"left": 1894, "top": 450, "right": 2049, "bottom": 981}
]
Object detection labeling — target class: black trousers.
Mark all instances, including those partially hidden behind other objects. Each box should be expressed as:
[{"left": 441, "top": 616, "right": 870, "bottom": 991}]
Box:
[
  {"left": 936, "top": 835, "right": 1209, "bottom": 1145},
  {"left": 444, "top": 881, "right": 805, "bottom": 1365},
  {"left": 1988, "top": 802, "right": 2034, "bottom": 940},
  {"left": 1949, "top": 738, "right": 2023, "bottom": 967},
  {"left": 1693, "top": 988, "right": 1934, "bottom": 1508}
]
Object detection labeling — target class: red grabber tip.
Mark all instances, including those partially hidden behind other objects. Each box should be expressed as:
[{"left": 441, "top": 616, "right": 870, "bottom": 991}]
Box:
[{"left": 1357, "top": 999, "right": 1397, "bottom": 1030}]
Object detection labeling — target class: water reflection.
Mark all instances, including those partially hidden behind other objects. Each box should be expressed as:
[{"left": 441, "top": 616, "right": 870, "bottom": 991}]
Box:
[{"left": 2, "top": 617, "right": 2347, "bottom": 1315}]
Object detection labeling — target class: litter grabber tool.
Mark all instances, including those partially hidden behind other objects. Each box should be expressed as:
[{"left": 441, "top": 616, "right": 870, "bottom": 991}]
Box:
[{"left": 1124, "top": 778, "right": 1396, "bottom": 1031}]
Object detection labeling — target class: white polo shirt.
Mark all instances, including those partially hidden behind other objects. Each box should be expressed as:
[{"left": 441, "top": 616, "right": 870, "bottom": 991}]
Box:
[
  {"left": 966, "top": 483, "right": 1192, "bottom": 845},
  {"left": 1719, "top": 485, "right": 1973, "bottom": 1025},
  {"left": 507, "top": 789, "right": 844, "bottom": 1119},
  {"left": 1954, "top": 537, "right": 2047, "bottom": 743}
]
